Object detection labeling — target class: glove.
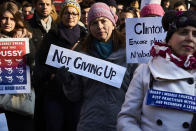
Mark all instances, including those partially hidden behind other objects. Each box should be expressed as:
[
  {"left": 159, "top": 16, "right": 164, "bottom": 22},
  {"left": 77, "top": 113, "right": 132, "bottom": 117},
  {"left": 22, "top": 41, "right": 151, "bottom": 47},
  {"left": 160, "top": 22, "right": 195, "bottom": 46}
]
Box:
[
  {"left": 24, "top": 53, "right": 35, "bottom": 67},
  {"left": 55, "top": 66, "right": 72, "bottom": 84}
]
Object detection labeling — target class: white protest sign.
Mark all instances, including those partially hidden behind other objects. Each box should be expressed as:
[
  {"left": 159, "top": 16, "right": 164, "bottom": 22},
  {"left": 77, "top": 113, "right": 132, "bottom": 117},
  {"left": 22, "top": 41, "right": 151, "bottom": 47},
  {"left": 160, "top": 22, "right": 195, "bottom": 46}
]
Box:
[
  {"left": 0, "top": 113, "right": 9, "bottom": 131},
  {"left": 46, "top": 44, "right": 126, "bottom": 88},
  {"left": 0, "top": 38, "right": 31, "bottom": 94},
  {"left": 126, "top": 17, "right": 166, "bottom": 63},
  {"left": 140, "top": 0, "right": 161, "bottom": 9}
]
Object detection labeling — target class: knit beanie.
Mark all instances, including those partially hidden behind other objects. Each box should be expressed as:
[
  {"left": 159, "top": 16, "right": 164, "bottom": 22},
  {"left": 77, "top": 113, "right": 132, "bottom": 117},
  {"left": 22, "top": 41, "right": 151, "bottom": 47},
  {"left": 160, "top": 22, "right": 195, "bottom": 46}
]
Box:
[
  {"left": 87, "top": 2, "right": 118, "bottom": 26},
  {"left": 162, "top": 10, "right": 196, "bottom": 43},
  {"left": 140, "top": 4, "right": 164, "bottom": 17},
  {"left": 60, "top": 0, "right": 81, "bottom": 19}
]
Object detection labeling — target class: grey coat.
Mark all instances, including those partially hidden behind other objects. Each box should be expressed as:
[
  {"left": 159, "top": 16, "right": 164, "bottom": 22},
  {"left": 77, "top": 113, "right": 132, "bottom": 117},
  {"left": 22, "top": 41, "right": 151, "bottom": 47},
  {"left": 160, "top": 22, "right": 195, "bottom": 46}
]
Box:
[{"left": 63, "top": 47, "right": 138, "bottom": 131}]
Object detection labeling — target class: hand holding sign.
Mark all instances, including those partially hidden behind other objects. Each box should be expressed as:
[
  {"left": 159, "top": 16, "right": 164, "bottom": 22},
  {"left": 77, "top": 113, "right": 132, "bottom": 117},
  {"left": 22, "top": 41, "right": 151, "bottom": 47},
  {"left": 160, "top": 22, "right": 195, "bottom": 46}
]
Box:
[
  {"left": 55, "top": 66, "right": 71, "bottom": 85},
  {"left": 46, "top": 44, "right": 126, "bottom": 88}
]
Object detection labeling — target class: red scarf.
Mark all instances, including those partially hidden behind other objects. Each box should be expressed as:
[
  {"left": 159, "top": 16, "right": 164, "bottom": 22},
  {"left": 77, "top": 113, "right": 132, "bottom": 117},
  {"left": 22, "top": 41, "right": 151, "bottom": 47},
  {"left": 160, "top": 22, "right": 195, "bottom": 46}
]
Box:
[{"left": 150, "top": 42, "right": 196, "bottom": 70}]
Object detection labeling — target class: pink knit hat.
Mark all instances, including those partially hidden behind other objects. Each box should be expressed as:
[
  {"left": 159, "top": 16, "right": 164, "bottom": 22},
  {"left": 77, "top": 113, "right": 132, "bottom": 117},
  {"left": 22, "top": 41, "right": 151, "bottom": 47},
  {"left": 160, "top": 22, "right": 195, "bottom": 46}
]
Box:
[
  {"left": 87, "top": 2, "right": 118, "bottom": 26},
  {"left": 140, "top": 4, "right": 165, "bottom": 17}
]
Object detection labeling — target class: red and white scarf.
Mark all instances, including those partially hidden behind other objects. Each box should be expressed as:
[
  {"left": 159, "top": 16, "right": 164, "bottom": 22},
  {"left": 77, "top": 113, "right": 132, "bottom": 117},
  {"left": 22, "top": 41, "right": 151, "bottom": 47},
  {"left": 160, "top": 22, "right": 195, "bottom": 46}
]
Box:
[{"left": 150, "top": 42, "right": 196, "bottom": 70}]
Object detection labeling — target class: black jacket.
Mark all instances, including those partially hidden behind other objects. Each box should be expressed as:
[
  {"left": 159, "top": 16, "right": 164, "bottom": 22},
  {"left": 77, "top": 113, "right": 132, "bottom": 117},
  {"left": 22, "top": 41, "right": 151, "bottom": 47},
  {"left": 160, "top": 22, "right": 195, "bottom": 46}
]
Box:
[
  {"left": 33, "top": 24, "right": 87, "bottom": 94},
  {"left": 27, "top": 13, "right": 57, "bottom": 53}
]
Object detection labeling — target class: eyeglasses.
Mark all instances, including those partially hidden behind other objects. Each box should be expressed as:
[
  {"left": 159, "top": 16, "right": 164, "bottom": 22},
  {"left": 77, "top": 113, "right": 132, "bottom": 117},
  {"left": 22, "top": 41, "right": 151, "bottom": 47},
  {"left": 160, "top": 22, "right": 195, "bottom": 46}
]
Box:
[{"left": 64, "top": 12, "right": 79, "bottom": 18}]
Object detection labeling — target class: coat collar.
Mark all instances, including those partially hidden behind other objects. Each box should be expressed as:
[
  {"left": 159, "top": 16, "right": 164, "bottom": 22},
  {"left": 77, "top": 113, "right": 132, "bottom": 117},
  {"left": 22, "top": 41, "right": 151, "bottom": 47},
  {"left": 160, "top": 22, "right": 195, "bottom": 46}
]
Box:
[{"left": 148, "top": 56, "right": 194, "bottom": 80}]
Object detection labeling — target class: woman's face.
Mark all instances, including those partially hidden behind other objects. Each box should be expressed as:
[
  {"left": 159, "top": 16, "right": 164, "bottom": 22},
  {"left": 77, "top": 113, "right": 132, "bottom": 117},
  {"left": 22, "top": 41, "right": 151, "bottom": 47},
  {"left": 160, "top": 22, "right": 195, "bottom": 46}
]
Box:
[
  {"left": 89, "top": 17, "right": 114, "bottom": 42},
  {"left": 168, "top": 26, "right": 196, "bottom": 56},
  {"left": 0, "top": 11, "right": 16, "bottom": 33},
  {"left": 62, "top": 7, "right": 79, "bottom": 29}
]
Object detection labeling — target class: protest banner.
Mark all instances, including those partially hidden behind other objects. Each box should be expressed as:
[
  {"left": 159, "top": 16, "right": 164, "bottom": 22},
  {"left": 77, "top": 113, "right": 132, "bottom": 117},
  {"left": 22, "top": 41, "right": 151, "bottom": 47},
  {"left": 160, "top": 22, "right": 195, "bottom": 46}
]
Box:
[
  {"left": 147, "top": 89, "right": 196, "bottom": 113},
  {"left": 0, "top": 113, "right": 8, "bottom": 131},
  {"left": 0, "top": 38, "right": 31, "bottom": 94},
  {"left": 46, "top": 44, "right": 126, "bottom": 88},
  {"left": 126, "top": 17, "right": 166, "bottom": 63}
]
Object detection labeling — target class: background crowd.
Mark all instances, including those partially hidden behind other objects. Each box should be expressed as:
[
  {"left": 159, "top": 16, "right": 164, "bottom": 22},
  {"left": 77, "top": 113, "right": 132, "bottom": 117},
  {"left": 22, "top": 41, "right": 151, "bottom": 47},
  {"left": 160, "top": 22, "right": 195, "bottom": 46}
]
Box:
[{"left": 0, "top": 0, "right": 196, "bottom": 131}]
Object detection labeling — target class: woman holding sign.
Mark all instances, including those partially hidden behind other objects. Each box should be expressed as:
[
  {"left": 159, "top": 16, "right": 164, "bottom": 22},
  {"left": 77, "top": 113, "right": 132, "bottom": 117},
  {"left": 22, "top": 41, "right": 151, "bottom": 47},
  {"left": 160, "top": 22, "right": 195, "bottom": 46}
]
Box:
[
  {"left": 117, "top": 10, "right": 196, "bottom": 131},
  {"left": 33, "top": 0, "right": 87, "bottom": 131},
  {"left": 58, "top": 2, "right": 138, "bottom": 131},
  {"left": 0, "top": 1, "right": 34, "bottom": 131}
]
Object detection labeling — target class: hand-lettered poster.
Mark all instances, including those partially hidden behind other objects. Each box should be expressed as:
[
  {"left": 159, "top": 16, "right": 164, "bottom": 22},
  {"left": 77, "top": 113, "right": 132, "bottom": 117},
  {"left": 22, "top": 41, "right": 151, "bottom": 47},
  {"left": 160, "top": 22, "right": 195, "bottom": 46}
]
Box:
[
  {"left": 126, "top": 17, "right": 166, "bottom": 63},
  {"left": 0, "top": 38, "right": 31, "bottom": 94},
  {"left": 46, "top": 44, "right": 126, "bottom": 88}
]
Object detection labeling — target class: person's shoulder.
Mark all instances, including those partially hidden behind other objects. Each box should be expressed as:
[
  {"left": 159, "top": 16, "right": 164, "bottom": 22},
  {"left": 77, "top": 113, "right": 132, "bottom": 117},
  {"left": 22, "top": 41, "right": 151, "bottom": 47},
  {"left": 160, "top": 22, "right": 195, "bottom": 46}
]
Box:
[{"left": 79, "top": 25, "right": 88, "bottom": 35}]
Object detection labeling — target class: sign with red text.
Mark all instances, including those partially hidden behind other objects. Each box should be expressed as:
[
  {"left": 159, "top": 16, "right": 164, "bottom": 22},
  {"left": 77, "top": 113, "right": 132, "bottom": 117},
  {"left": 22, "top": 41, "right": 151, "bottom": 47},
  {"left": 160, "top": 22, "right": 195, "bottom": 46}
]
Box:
[
  {"left": 126, "top": 17, "right": 166, "bottom": 63},
  {"left": 46, "top": 44, "right": 126, "bottom": 88},
  {"left": 0, "top": 38, "right": 31, "bottom": 94}
]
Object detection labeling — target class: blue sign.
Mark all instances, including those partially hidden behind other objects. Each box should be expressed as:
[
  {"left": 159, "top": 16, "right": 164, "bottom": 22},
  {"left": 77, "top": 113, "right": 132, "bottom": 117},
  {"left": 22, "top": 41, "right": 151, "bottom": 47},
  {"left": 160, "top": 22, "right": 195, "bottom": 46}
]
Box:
[{"left": 146, "top": 89, "right": 196, "bottom": 113}]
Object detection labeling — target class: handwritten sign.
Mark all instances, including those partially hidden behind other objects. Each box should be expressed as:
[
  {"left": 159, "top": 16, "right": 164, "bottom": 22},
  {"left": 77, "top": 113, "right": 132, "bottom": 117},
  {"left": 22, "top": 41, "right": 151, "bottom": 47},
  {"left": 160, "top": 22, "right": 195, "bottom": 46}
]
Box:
[
  {"left": 126, "top": 17, "right": 166, "bottom": 63},
  {"left": 0, "top": 38, "right": 31, "bottom": 94},
  {"left": 46, "top": 44, "right": 126, "bottom": 88},
  {"left": 147, "top": 89, "right": 196, "bottom": 113}
]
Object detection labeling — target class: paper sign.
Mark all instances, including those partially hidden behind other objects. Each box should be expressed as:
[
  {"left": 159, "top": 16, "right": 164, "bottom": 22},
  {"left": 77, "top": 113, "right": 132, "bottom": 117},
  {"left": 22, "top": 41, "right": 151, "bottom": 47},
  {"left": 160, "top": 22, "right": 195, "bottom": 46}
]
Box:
[
  {"left": 147, "top": 89, "right": 196, "bottom": 113},
  {"left": 140, "top": 0, "right": 161, "bottom": 9},
  {"left": 126, "top": 17, "right": 166, "bottom": 63},
  {"left": 46, "top": 44, "right": 127, "bottom": 88},
  {"left": 0, "top": 38, "right": 31, "bottom": 94},
  {"left": 0, "top": 113, "right": 9, "bottom": 131}
]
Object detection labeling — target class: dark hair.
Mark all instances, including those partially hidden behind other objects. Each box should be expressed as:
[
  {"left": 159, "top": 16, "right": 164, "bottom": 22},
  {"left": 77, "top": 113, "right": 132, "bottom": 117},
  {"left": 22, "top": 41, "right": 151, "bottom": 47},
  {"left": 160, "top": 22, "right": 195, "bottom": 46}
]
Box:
[
  {"left": 82, "top": 29, "right": 125, "bottom": 53},
  {"left": 33, "top": 0, "right": 53, "bottom": 5},
  {"left": 173, "top": 1, "right": 186, "bottom": 9},
  {"left": 23, "top": 2, "right": 32, "bottom": 8},
  {"left": 80, "top": 0, "right": 95, "bottom": 9},
  {"left": 98, "top": 0, "right": 117, "bottom": 8},
  {"left": 161, "top": 0, "right": 170, "bottom": 6},
  {"left": 162, "top": 10, "right": 196, "bottom": 42},
  {"left": 119, "top": 23, "right": 125, "bottom": 32},
  {"left": 121, "top": 7, "right": 138, "bottom": 18}
]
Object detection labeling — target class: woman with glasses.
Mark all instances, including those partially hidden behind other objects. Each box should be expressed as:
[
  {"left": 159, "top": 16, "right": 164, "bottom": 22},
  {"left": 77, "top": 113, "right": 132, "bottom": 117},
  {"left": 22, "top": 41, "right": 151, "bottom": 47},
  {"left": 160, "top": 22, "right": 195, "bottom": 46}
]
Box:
[{"left": 33, "top": 0, "right": 87, "bottom": 131}]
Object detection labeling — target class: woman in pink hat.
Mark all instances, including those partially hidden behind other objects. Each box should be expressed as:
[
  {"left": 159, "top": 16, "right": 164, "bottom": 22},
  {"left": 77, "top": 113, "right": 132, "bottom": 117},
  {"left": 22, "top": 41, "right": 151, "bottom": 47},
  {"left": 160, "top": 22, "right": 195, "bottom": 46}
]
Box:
[{"left": 58, "top": 2, "right": 138, "bottom": 131}]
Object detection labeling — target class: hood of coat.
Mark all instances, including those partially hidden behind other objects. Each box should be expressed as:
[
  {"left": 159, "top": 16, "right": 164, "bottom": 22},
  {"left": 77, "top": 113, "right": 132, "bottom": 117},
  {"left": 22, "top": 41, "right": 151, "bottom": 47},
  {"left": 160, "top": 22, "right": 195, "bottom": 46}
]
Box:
[{"left": 148, "top": 56, "right": 194, "bottom": 80}]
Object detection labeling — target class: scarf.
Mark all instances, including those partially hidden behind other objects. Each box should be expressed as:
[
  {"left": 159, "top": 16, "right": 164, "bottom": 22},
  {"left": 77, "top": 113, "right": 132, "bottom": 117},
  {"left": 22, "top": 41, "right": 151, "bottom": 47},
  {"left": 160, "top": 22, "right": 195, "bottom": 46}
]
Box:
[
  {"left": 58, "top": 22, "right": 80, "bottom": 48},
  {"left": 94, "top": 39, "right": 113, "bottom": 59},
  {"left": 150, "top": 42, "right": 196, "bottom": 70}
]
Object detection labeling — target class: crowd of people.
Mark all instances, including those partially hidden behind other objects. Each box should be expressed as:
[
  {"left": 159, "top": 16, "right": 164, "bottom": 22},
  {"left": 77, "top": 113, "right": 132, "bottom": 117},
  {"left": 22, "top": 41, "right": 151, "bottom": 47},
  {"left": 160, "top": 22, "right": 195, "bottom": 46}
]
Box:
[{"left": 0, "top": 0, "right": 196, "bottom": 131}]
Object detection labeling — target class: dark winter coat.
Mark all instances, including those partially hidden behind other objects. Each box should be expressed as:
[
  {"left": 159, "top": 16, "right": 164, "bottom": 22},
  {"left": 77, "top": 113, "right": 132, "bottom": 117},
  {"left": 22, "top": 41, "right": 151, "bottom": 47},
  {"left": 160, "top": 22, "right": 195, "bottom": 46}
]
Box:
[
  {"left": 33, "top": 23, "right": 87, "bottom": 131},
  {"left": 34, "top": 23, "right": 87, "bottom": 94},
  {"left": 27, "top": 13, "right": 57, "bottom": 53},
  {"left": 62, "top": 39, "right": 138, "bottom": 131}
]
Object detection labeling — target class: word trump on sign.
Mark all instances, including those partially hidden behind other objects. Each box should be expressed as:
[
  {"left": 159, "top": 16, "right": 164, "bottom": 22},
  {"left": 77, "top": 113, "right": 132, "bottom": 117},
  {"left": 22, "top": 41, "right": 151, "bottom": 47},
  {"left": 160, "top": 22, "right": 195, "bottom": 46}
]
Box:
[{"left": 46, "top": 44, "right": 126, "bottom": 88}]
